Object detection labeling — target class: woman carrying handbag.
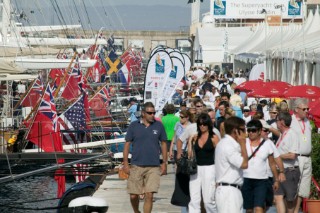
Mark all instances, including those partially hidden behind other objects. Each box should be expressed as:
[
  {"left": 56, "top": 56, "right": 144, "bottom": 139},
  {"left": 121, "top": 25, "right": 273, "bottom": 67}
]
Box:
[{"left": 188, "top": 113, "right": 220, "bottom": 213}]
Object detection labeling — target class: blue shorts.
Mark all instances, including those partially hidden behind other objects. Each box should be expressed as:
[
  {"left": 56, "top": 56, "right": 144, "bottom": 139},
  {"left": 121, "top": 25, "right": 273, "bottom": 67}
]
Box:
[
  {"left": 241, "top": 178, "right": 269, "bottom": 209},
  {"left": 266, "top": 177, "right": 274, "bottom": 207}
]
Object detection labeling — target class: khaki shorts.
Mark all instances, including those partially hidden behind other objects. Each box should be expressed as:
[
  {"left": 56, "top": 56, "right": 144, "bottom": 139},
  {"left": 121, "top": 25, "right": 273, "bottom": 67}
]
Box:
[{"left": 127, "top": 165, "right": 161, "bottom": 195}]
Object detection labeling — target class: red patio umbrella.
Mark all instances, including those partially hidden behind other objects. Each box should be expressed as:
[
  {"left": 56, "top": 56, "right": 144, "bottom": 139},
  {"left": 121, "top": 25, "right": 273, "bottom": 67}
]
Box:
[
  {"left": 283, "top": 85, "right": 320, "bottom": 99},
  {"left": 235, "top": 80, "right": 266, "bottom": 92},
  {"left": 249, "top": 81, "right": 292, "bottom": 98},
  {"left": 309, "top": 101, "right": 320, "bottom": 128}
]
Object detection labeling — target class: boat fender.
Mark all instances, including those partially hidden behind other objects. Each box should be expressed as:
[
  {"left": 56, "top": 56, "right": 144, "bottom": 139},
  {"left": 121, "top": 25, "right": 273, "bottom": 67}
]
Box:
[{"left": 69, "top": 196, "right": 108, "bottom": 207}]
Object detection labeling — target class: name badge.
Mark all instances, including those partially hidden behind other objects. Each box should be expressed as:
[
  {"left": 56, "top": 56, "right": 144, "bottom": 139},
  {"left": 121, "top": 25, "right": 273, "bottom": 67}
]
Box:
[{"left": 303, "top": 135, "right": 307, "bottom": 143}]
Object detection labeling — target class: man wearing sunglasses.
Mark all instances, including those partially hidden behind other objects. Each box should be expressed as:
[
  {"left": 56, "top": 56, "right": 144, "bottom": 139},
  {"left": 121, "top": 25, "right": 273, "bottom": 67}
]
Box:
[
  {"left": 123, "top": 102, "right": 168, "bottom": 213},
  {"left": 241, "top": 120, "right": 280, "bottom": 213},
  {"left": 290, "top": 98, "right": 312, "bottom": 213},
  {"left": 274, "top": 112, "right": 300, "bottom": 213}
]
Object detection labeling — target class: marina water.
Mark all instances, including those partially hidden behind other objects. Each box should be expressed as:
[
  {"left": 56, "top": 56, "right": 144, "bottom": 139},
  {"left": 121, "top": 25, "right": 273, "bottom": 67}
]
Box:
[{"left": 0, "top": 176, "right": 72, "bottom": 213}]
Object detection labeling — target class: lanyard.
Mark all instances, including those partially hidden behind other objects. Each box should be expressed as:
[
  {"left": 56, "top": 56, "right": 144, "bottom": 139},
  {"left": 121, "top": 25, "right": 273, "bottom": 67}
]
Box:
[{"left": 276, "top": 130, "right": 289, "bottom": 148}]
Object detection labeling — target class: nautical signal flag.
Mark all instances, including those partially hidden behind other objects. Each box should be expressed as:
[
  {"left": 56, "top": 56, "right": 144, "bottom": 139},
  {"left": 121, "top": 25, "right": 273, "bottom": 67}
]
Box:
[{"left": 106, "top": 50, "right": 122, "bottom": 75}]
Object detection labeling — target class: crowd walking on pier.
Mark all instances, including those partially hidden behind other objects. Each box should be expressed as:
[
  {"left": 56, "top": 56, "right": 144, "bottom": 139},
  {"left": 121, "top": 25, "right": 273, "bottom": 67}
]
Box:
[{"left": 123, "top": 67, "right": 315, "bottom": 213}]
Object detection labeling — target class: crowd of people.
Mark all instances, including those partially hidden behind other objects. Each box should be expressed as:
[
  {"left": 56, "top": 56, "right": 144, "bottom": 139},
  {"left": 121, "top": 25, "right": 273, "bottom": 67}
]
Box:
[{"left": 122, "top": 68, "right": 313, "bottom": 213}]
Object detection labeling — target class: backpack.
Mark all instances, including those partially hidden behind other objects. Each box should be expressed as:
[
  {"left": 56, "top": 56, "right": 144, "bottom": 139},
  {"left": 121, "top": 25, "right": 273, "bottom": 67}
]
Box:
[{"left": 220, "top": 84, "right": 228, "bottom": 94}]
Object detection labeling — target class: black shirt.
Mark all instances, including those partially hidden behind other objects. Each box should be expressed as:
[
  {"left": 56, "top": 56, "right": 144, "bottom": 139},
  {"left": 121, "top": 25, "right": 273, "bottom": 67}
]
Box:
[{"left": 194, "top": 136, "right": 215, "bottom": 166}]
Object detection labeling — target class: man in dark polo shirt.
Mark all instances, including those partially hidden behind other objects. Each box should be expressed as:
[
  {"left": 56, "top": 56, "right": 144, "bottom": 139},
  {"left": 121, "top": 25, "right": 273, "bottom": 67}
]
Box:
[{"left": 123, "top": 102, "right": 168, "bottom": 213}]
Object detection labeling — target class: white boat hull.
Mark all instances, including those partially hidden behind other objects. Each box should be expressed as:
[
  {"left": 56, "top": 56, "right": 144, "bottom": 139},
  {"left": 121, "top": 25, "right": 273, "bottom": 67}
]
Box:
[{"left": 14, "top": 58, "right": 97, "bottom": 69}]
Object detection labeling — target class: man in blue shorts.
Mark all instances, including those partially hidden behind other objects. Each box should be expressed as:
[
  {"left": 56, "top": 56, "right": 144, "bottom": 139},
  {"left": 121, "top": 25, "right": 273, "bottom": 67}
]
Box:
[{"left": 123, "top": 102, "right": 168, "bottom": 213}]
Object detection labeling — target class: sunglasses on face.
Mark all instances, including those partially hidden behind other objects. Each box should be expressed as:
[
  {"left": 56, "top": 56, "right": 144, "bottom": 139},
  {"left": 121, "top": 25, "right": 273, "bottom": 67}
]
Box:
[
  {"left": 196, "top": 105, "right": 203, "bottom": 108},
  {"left": 198, "top": 123, "right": 208, "bottom": 127},
  {"left": 298, "top": 107, "right": 309, "bottom": 112},
  {"left": 243, "top": 110, "right": 250, "bottom": 112},
  {"left": 247, "top": 128, "right": 258, "bottom": 133},
  {"left": 180, "top": 116, "right": 186, "bottom": 119},
  {"left": 145, "top": 111, "right": 156, "bottom": 115},
  {"left": 262, "top": 129, "right": 269, "bottom": 132}
]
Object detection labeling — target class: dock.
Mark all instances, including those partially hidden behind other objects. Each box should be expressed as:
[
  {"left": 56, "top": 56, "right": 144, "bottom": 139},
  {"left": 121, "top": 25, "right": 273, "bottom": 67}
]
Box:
[
  {"left": 93, "top": 168, "right": 285, "bottom": 213},
  {"left": 93, "top": 167, "right": 181, "bottom": 213}
]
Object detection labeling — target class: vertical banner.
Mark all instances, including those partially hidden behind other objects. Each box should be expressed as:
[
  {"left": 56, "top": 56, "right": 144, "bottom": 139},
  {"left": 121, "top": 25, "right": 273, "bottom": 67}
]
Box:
[
  {"left": 155, "top": 57, "right": 185, "bottom": 114},
  {"left": 169, "top": 51, "right": 185, "bottom": 66},
  {"left": 150, "top": 45, "right": 166, "bottom": 57},
  {"left": 144, "top": 50, "right": 173, "bottom": 108},
  {"left": 182, "top": 53, "right": 192, "bottom": 73}
]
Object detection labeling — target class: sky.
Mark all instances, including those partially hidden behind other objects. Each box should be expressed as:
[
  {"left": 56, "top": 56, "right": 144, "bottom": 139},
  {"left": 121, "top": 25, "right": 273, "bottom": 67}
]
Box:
[{"left": 12, "top": 0, "right": 211, "bottom": 31}]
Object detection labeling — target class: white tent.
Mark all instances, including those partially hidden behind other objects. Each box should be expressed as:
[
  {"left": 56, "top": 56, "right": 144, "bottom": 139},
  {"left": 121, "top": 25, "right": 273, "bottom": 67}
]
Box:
[
  {"left": 231, "top": 7, "right": 320, "bottom": 86},
  {"left": 194, "top": 24, "right": 254, "bottom": 64}
]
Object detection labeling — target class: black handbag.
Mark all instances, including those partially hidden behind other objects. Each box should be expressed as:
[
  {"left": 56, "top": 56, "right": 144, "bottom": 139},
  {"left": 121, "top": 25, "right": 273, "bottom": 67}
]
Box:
[{"left": 176, "top": 140, "right": 197, "bottom": 175}]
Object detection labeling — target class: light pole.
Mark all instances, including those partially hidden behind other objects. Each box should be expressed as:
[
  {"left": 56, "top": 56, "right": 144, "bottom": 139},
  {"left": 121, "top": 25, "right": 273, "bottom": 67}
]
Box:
[
  {"left": 275, "top": 4, "right": 285, "bottom": 80},
  {"left": 260, "top": 9, "right": 268, "bottom": 80}
]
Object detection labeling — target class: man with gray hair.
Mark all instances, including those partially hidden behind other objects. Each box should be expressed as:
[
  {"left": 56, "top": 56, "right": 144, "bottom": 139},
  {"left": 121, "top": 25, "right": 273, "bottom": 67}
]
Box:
[
  {"left": 291, "top": 99, "right": 312, "bottom": 213},
  {"left": 274, "top": 112, "right": 300, "bottom": 213}
]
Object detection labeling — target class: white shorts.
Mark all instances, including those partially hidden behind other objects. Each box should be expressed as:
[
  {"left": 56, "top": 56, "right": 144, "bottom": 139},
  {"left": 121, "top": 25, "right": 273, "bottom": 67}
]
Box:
[{"left": 297, "top": 156, "right": 312, "bottom": 198}]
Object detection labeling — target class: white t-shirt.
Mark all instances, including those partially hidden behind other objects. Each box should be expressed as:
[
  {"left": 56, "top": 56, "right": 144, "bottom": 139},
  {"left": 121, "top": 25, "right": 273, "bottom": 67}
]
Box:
[
  {"left": 267, "top": 140, "right": 281, "bottom": 177},
  {"left": 243, "top": 138, "right": 274, "bottom": 179}
]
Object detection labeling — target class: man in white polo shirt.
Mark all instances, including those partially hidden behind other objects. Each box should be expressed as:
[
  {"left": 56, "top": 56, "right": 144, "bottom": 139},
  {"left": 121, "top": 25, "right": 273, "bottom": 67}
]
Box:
[
  {"left": 290, "top": 98, "right": 312, "bottom": 213},
  {"left": 274, "top": 112, "right": 300, "bottom": 213},
  {"left": 215, "top": 116, "right": 248, "bottom": 213}
]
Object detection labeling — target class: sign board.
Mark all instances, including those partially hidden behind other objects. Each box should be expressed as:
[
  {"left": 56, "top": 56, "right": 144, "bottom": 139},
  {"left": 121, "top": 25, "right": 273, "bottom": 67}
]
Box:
[
  {"left": 195, "top": 60, "right": 203, "bottom": 63},
  {"left": 211, "top": 0, "right": 303, "bottom": 19}
]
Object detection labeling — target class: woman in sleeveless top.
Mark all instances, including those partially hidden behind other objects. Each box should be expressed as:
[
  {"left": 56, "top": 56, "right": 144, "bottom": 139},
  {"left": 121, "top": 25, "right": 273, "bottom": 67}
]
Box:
[{"left": 188, "top": 113, "right": 220, "bottom": 213}]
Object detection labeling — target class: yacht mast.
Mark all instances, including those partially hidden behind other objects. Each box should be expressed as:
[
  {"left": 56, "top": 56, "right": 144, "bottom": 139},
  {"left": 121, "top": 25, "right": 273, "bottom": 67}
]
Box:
[{"left": 1, "top": 0, "right": 11, "bottom": 45}]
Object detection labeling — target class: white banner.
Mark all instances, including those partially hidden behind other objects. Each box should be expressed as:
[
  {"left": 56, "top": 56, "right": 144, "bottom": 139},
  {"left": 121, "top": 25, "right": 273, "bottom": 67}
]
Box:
[
  {"left": 155, "top": 57, "right": 185, "bottom": 114},
  {"left": 211, "top": 0, "right": 303, "bottom": 19},
  {"left": 144, "top": 50, "right": 173, "bottom": 108},
  {"left": 182, "top": 53, "right": 191, "bottom": 73},
  {"left": 169, "top": 51, "right": 185, "bottom": 66}
]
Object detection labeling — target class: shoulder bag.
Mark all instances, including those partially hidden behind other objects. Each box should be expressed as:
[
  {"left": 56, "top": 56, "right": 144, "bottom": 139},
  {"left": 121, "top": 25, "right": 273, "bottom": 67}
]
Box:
[{"left": 248, "top": 139, "right": 266, "bottom": 160}]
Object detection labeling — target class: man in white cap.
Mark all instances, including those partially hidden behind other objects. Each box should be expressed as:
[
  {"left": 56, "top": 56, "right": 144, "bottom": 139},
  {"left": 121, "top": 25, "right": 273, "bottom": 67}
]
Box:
[{"left": 242, "top": 106, "right": 251, "bottom": 124}]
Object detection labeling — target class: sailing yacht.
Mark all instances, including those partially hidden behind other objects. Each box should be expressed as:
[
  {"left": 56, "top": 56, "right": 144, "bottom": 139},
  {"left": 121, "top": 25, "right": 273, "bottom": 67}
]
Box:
[{"left": 0, "top": 0, "right": 108, "bottom": 70}]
